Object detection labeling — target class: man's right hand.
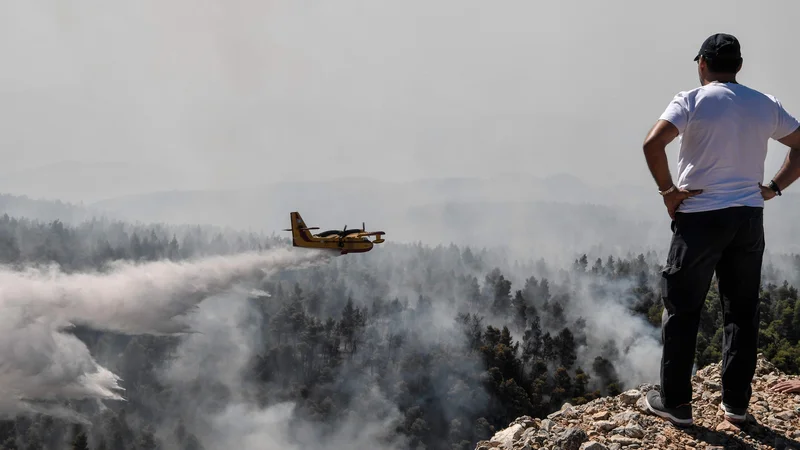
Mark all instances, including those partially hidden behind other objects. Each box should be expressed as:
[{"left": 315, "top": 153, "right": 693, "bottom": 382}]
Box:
[
  {"left": 663, "top": 188, "right": 703, "bottom": 219},
  {"left": 770, "top": 379, "right": 800, "bottom": 394}
]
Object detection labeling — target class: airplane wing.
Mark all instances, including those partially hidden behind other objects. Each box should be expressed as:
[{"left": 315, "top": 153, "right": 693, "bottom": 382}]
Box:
[{"left": 354, "top": 231, "right": 384, "bottom": 237}]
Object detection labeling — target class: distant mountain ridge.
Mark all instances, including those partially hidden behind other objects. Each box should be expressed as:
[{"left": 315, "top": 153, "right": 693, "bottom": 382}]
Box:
[
  {"left": 0, "top": 161, "right": 622, "bottom": 206},
  {"left": 3, "top": 170, "right": 800, "bottom": 259},
  {"left": 0, "top": 193, "right": 110, "bottom": 224},
  {"left": 85, "top": 174, "right": 668, "bottom": 262},
  {"left": 0, "top": 160, "right": 199, "bottom": 203}
]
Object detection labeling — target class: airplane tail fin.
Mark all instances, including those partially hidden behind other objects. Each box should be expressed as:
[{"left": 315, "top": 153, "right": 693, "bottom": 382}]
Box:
[{"left": 285, "top": 211, "right": 316, "bottom": 244}]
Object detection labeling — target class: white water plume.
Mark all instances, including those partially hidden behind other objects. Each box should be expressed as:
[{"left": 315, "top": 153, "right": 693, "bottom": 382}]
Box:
[{"left": 0, "top": 247, "right": 333, "bottom": 419}]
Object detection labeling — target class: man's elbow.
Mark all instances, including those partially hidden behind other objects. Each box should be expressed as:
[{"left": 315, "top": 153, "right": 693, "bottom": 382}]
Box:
[
  {"left": 642, "top": 120, "right": 679, "bottom": 155},
  {"left": 642, "top": 140, "right": 665, "bottom": 157}
]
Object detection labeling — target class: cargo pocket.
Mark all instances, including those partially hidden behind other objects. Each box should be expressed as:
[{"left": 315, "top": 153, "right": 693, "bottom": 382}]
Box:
[
  {"left": 661, "top": 229, "right": 686, "bottom": 312},
  {"left": 747, "top": 215, "right": 765, "bottom": 252},
  {"left": 660, "top": 264, "right": 680, "bottom": 308}
]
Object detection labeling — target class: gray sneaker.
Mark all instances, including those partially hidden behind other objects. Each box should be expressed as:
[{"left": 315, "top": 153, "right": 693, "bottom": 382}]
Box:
[
  {"left": 645, "top": 390, "right": 693, "bottom": 427},
  {"left": 719, "top": 403, "right": 747, "bottom": 423}
]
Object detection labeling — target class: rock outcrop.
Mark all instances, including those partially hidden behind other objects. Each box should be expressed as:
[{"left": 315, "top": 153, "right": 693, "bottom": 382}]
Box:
[{"left": 475, "top": 354, "right": 800, "bottom": 450}]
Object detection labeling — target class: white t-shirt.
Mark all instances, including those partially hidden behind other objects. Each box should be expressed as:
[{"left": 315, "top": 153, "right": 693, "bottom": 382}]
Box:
[{"left": 659, "top": 81, "right": 800, "bottom": 213}]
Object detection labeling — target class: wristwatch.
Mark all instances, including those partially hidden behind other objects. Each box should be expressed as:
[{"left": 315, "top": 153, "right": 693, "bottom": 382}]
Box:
[{"left": 768, "top": 180, "right": 782, "bottom": 196}]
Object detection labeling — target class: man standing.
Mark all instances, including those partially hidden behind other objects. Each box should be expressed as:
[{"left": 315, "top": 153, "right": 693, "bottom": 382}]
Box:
[{"left": 641, "top": 33, "right": 800, "bottom": 426}]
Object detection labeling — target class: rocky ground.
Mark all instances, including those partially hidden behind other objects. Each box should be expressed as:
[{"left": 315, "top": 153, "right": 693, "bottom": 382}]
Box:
[{"left": 475, "top": 354, "right": 800, "bottom": 450}]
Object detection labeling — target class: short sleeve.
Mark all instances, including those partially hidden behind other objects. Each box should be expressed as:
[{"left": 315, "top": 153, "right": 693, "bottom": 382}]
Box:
[
  {"left": 659, "top": 92, "right": 690, "bottom": 135},
  {"left": 771, "top": 97, "right": 800, "bottom": 140}
]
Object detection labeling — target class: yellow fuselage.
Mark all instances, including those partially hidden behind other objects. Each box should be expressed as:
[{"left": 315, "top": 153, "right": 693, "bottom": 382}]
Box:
[{"left": 288, "top": 212, "right": 381, "bottom": 255}]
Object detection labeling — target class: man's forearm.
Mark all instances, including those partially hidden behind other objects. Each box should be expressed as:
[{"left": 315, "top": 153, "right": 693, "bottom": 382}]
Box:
[
  {"left": 772, "top": 147, "right": 800, "bottom": 192},
  {"left": 643, "top": 143, "right": 675, "bottom": 192}
]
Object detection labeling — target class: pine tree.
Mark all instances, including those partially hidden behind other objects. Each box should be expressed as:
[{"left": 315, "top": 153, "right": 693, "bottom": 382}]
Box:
[
  {"left": 511, "top": 290, "right": 528, "bottom": 331},
  {"left": 71, "top": 426, "right": 89, "bottom": 450},
  {"left": 555, "top": 328, "right": 577, "bottom": 369},
  {"left": 572, "top": 367, "right": 592, "bottom": 404},
  {"left": 521, "top": 315, "right": 543, "bottom": 365},
  {"left": 168, "top": 234, "right": 180, "bottom": 260},
  {"left": 591, "top": 257, "right": 603, "bottom": 274}
]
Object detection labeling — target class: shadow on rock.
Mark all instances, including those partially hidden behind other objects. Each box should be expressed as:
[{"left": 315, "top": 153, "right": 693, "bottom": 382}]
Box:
[{"left": 679, "top": 417, "right": 800, "bottom": 450}]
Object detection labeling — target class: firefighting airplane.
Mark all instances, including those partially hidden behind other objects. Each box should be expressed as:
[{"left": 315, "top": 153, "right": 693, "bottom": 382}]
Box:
[{"left": 284, "top": 211, "right": 385, "bottom": 255}]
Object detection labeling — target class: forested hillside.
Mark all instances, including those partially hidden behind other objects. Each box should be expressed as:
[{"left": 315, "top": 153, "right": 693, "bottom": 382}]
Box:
[
  {"left": 0, "top": 193, "right": 103, "bottom": 225},
  {"left": 0, "top": 213, "right": 799, "bottom": 450}
]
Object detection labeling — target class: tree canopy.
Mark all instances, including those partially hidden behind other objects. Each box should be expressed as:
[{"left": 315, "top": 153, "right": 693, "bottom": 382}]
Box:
[{"left": 0, "top": 212, "right": 798, "bottom": 450}]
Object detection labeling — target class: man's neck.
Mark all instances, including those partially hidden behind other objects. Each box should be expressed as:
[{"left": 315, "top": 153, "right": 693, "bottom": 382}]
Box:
[{"left": 703, "top": 75, "right": 738, "bottom": 85}]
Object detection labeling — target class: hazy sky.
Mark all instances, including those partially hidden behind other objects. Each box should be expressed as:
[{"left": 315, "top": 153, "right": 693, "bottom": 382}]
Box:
[{"left": 2, "top": 0, "right": 799, "bottom": 192}]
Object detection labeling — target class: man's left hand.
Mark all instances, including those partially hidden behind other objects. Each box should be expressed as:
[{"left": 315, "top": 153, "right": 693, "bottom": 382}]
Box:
[{"left": 759, "top": 183, "right": 777, "bottom": 201}]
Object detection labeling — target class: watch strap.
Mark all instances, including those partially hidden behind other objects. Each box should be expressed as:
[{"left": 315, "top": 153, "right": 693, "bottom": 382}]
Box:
[{"left": 768, "top": 180, "right": 782, "bottom": 196}]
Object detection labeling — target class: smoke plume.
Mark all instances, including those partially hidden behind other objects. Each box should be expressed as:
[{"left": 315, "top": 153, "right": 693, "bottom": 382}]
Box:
[
  {"left": 0, "top": 247, "right": 333, "bottom": 420},
  {"left": 155, "top": 291, "right": 408, "bottom": 450}
]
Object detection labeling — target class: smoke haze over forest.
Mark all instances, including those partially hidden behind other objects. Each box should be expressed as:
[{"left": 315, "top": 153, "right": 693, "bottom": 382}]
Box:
[
  {"left": 3, "top": 1, "right": 800, "bottom": 257},
  {"left": 0, "top": 201, "right": 798, "bottom": 449}
]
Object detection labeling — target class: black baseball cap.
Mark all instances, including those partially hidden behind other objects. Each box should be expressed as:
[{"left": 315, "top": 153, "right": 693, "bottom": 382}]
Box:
[{"left": 694, "top": 33, "right": 741, "bottom": 62}]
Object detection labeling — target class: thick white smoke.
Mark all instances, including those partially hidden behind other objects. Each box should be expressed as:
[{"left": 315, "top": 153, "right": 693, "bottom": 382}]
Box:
[
  {"left": 0, "top": 247, "right": 333, "bottom": 420},
  {"left": 571, "top": 283, "right": 662, "bottom": 387},
  {"left": 154, "top": 289, "right": 408, "bottom": 450}
]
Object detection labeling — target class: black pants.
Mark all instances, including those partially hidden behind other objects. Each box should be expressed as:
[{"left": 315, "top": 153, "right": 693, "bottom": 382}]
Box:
[{"left": 659, "top": 206, "right": 764, "bottom": 409}]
